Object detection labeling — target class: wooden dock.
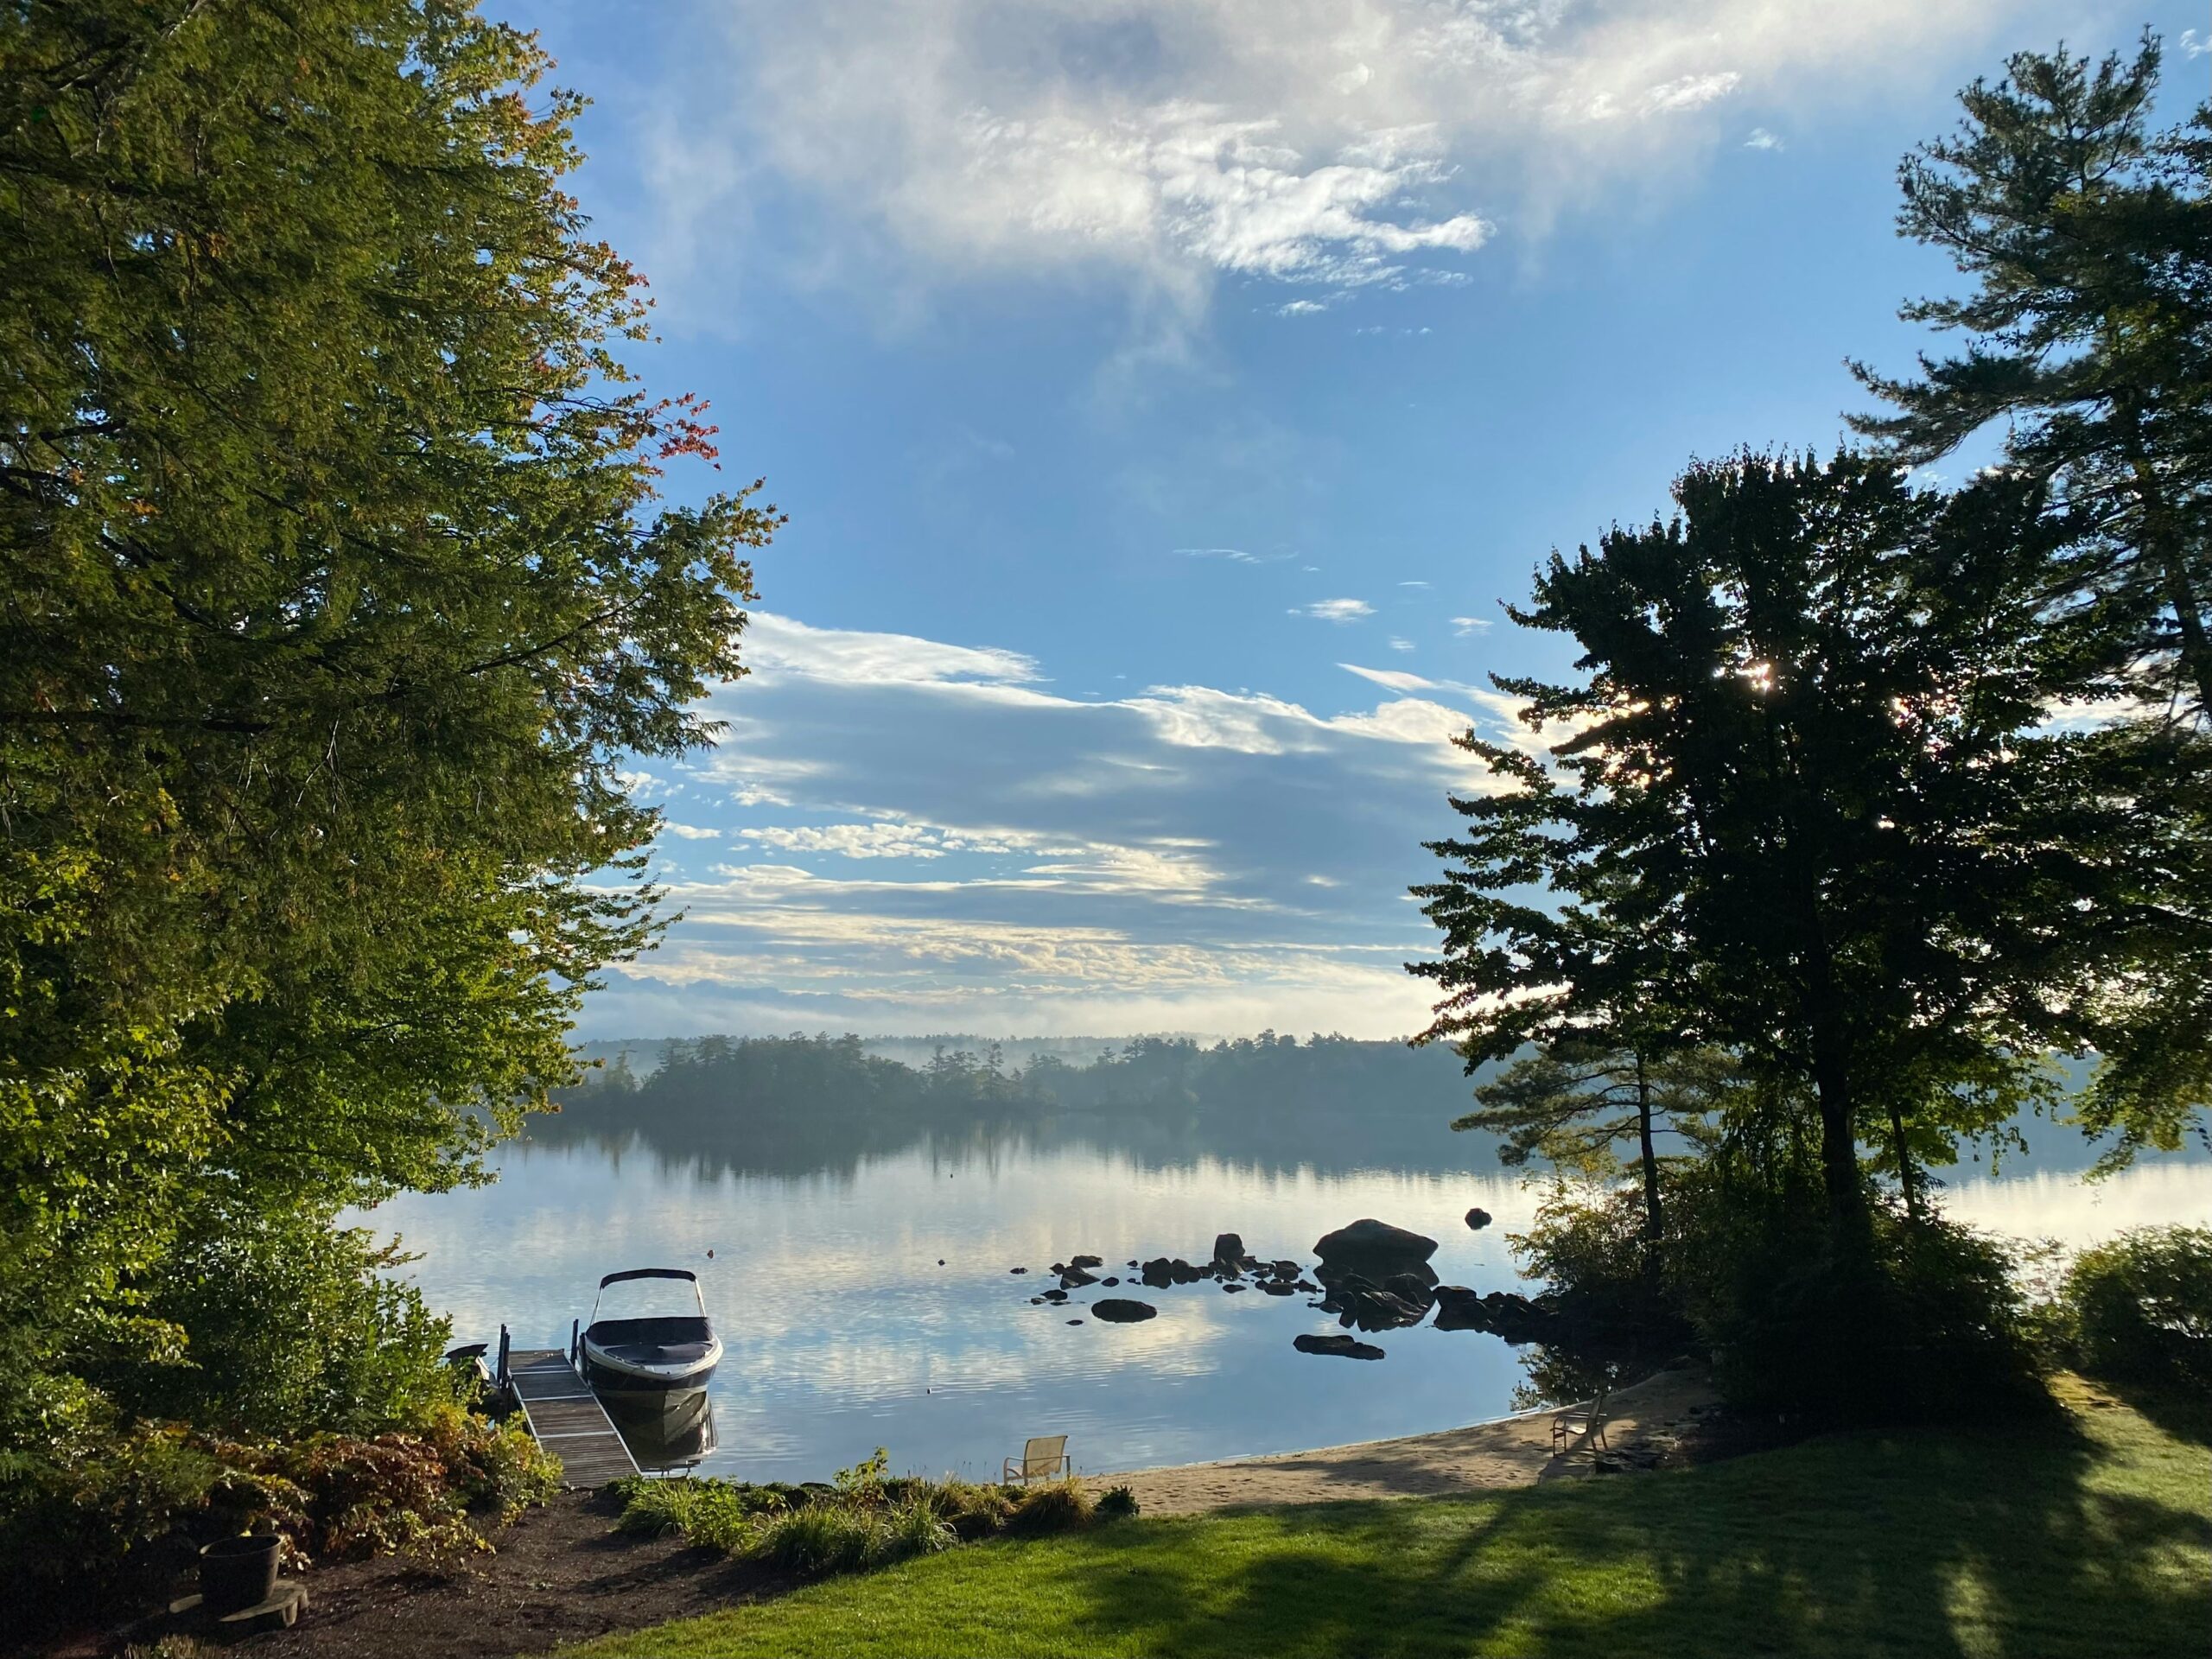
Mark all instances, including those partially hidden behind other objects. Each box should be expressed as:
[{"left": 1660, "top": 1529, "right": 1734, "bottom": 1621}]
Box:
[{"left": 503, "top": 1344, "right": 639, "bottom": 1488}]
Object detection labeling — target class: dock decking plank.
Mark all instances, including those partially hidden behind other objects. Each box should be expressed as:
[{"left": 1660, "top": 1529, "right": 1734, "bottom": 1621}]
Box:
[{"left": 505, "top": 1348, "right": 638, "bottom": 1488}]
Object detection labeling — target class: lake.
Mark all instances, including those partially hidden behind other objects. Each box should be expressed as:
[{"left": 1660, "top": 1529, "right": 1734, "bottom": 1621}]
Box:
[{"left": 362, "top": 1107, "right": 2212, "bottom": 1485}]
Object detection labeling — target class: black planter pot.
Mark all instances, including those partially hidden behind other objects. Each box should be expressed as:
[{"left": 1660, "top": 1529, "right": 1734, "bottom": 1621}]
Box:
[{"left": 200, "top": 1534, "right": 280, "bottom": 1615}]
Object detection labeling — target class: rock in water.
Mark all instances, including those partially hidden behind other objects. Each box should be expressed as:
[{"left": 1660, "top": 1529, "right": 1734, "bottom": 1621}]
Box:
[
  {"left": 1221, "top": 1281, "right": 1246, "bottom": 1294},
  {"left": 1060, "top": 1265, "right": 1100, "bottom": 1288},
  {"left": 1429, "top": 1285, "right": 1484, "bottom": 1330},
  {"left": 1091, "top": 1299, "right": 1158, "bottom": 1323},
  {"left": 1294, "top": 1332, "right": 1385, "bottom": 1360},
  {"left": 1313, "top": 1218, "right": 1440, "bottom": 1267},
  {"left": 1140, "top": 1257, "right": 1176, "bottom": 1288},
  {"left": 1009, "top": 1266, "right": 1029, "bottom": 1274},
  {"left": 1101, "top": 1276, "right": 1120, "bottom": 1287},
  {"left": 1212, "top": 1232, "right": 1245, "bottom": 1265},
  {"left": 1069, "top": 1254, "right": 1103, "bottom": 1270},
  {"left": 1382, "top": 1272, "right": 1437, "bottom": 1307},
  {"left": 1465, "top": 1207, "right": 1492, "bottom": 1231}
]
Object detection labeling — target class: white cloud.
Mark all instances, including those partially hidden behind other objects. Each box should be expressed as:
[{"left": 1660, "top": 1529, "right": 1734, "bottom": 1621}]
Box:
[
  {"left": 2181, "top": 29, "right": 2207, "bottom": 58},
  {"left": 1449, "top": 615, "right": 1493, "bottom": 635},
  {"left": 1640, "top": 71, "right": 1743, "bottom": 114},
  {"left": 1291, "top": 597, "right": 1375, "bottom": 622},
  {"left": 637, "top": 0, "right": 2034, "bottom": 329},
  {"left": 1397, "top": 580, "right": 1431, "bottom": 588},
  {"left": 593, "top": 612, "right": 1542, "bottom": 1038},
  {"left": 1339, "top": 663, "right": 1436, "bottom": 694},
  {"left": 1744, "top": 126, "right": 1784, "bottom": 150},
  {"left": 1389, "top": 636, "right": 1415, "bottom": 652},
  {"left": 662, "top": 822, "right": 723, "bottom": 840},
  {"left": 745, "top": 611, "right": 1041, "bottom": 686},
  {"left": 1176, "top": 545, "right": 1289, "bottom": 563}
]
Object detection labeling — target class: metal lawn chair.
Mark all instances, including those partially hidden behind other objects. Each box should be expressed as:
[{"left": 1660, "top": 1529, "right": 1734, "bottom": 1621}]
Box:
[
  {"left": 1003, "top": 1433, "right": 1071, "bottom": 1484},
  {"left": 1552, "top": 1389, "right": 1610, "bottom": 1455}
]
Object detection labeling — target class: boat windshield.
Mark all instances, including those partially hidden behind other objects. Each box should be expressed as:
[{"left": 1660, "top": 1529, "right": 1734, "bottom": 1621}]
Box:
[{"left": 588, "top": 1269, "right": 708, "bottom": 1329}]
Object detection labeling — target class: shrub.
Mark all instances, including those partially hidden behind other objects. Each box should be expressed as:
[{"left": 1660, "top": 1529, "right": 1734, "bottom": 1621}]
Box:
[
  {"left": 2060, "top": 1226, "right": 2212, "bottom": 1392},
  {"left": 99, "top": 1207, "right": 454, "bottom": 1442},
  {"left": 1511, "top": 1164, "right": 2045, "bottom": 1425},
  {"left": 1094, "top": 1484, "right": 1140, "bottom": 1522},
  {"left": 1004, "top": 1478, "right": 1094, "bottom": 1537},
  {"left": 752, "top": 1503, "right": 877, "bottom": 1576},
  {"left": 867, "top": 1498, "right": 957, "bottom": 1567}
]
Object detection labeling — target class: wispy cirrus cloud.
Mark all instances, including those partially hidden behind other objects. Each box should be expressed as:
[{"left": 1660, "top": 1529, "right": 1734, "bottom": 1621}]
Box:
[
  {"left": 1176, "top": 545, "right": 1292, "bottom": 564},
  {"left": 1291, "top": 597, "right": 1375, "bottom": 622},
  {"left": 1450, "top": 615, "right": 1494, "bottom": 635}
]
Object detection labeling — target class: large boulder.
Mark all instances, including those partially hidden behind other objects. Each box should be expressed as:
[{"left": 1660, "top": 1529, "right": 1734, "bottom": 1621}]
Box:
[
  {"left": 1060, "top": 1265, "right": 1100, "bottom": 1288},
  {"left": 1069, "top": 1254, "right": 1103, "bottom": 1270},
  {"left": 1211, "top": 1232, "right": 1245, "bottom": 1265},
  {"left": 1139, "top": 1257, "right": 1175, "bottom": 1288},
  {"left": 1465, "top": 1207, "right": 1493, "bottom": 1231},
  {"left": 1294, "top": 1332, "right": 1385, "bottom": 1360},
  {"left": 1091, "top": 1299, "right": 1158, "bottom": 1323},
  {"left": 1313, "top": 1218, "right": 1440, "bottom": 1275}
]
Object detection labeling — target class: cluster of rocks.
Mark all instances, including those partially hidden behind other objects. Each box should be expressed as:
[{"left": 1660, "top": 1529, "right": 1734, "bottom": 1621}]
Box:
[{"left": 1008, "top": 1213, "right": 1545, "bottom": 1365}]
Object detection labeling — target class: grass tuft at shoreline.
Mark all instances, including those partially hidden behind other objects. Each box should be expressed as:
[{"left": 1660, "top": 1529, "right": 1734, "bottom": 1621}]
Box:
[{"left": 574, "top": 1378, "right": 2209, "bottom": 1659}]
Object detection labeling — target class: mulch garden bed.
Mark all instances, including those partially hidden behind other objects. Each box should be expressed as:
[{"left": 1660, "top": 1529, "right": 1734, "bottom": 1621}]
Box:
[{"left": 70, "top": 1490, "right": 788, "bottom": 1659}]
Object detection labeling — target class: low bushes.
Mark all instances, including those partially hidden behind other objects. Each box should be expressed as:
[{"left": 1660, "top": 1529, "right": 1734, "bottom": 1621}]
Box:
[
  {"left": 611, "top": 1451, "right": 1135, "bottom": 1583},
  {"left": 2052, "top": 1226, "right": 2212, "bottom": 1393},
  {"left": 1510, "top": 1166, "right": 2048, "bottom": 1425},
  {"left": 2, "top": 1397, "right": 561, "bottom": 1628}
]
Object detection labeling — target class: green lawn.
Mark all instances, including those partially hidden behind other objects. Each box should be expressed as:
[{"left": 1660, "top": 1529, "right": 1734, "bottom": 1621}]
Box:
[{"left": 574, "top": 1380, "right": 2210, "bottom": 1659}]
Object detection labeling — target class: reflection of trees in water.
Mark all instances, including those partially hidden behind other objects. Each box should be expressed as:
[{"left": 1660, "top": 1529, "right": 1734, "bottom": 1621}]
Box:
[
  {"left": 526, "top": 1105, "right": 1514, "bottom": 1186},
  {"left": 530, "top": 1033, "right": 1519, "bottom": 1184}
]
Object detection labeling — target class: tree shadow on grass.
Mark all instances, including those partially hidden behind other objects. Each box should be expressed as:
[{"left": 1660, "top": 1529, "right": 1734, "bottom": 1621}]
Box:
[{"left": 1058, "top": 1406, "right": 2212, "bottom": 1659}]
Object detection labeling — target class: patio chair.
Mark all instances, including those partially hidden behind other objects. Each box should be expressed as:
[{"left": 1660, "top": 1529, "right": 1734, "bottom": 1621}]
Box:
[
  {"left": 1552, "top": 1389, "right": 1610, "bottom": 1455},
  {"left": 1003, "top": 1434, "right": 1072, "bottom": 1484}
]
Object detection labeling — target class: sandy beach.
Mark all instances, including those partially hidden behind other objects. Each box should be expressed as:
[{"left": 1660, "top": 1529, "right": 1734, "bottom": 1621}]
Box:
[{"left": 1107, "top": 1364, "right": 1715, "bottom": 1516}]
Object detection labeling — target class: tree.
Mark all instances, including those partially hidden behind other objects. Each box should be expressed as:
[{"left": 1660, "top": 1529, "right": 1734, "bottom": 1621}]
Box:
[
  {"left": 0, "top": 1, "right": 776, "bottom": 1446},
  {"left": 1853, "top": 35, "right": 2212, "bottom": 1166},
  {"left": 1451, "top": 1040, "right": 1733, "bottom": 1249},
  {"left": 1416, "top": 453, "right": 2114, "bottom": 1230}
]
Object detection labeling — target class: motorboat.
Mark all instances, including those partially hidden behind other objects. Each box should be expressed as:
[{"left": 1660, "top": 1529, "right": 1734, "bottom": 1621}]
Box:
[{"left": 576, "top": 1268, "right": 723, "bottom": 1392}]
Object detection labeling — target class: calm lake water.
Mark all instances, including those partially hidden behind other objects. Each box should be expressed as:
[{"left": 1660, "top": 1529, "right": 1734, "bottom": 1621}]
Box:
[{"left": 362, "top": 1109, "right": 2212, "bottom": 1485}]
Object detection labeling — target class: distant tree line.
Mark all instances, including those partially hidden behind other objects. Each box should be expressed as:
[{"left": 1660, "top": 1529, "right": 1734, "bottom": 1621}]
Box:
[{"left": 561, "top": 1031, "right": 1484, "bottom": 1126}]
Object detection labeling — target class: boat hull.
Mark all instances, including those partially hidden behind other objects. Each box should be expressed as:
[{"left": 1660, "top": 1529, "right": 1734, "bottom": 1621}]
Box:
[{"left": 581, "top": 1337, "right": 721, "bottom": 1393}]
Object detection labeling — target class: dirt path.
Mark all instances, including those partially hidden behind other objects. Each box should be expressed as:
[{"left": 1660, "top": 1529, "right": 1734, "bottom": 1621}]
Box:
[{"left": 1110, "top": 1363, "right": 1716, "bottom": 1515}]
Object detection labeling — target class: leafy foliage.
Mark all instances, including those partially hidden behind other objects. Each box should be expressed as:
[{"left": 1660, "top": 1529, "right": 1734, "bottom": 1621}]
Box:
[
  {"left": 2055, "top": 1226, "right": 2212, "bottom": 1393},
  {"left": 0, "top": 0, "right": 772, "bottom": 1463},
  {"left": 3, "top": 1401, "right": 558, "bottom": 1626},
  {"left": 1852, "top": 36, "right": 2212, "bottom": 1167},
  {"left": 1415, "top": 453, "right": 2089, "bottom": 1225}
]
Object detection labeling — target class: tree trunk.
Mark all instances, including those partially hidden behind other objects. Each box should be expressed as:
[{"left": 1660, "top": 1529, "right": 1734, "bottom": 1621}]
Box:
[
  {"left": 2121, "top": 404, "right": 2212, "bottom": 717},
  {"left": 1635, "top": 1050, "right": 1662, "bottom": 1248},
  {"left": 1887, "top": 1097, "right": 1921, "bottom": 1223}
]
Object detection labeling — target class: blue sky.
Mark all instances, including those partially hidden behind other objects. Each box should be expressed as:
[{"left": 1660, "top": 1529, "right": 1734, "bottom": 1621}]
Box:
[{"left": 526, "top": 0, "right": 2208, "bottom": 1040}]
